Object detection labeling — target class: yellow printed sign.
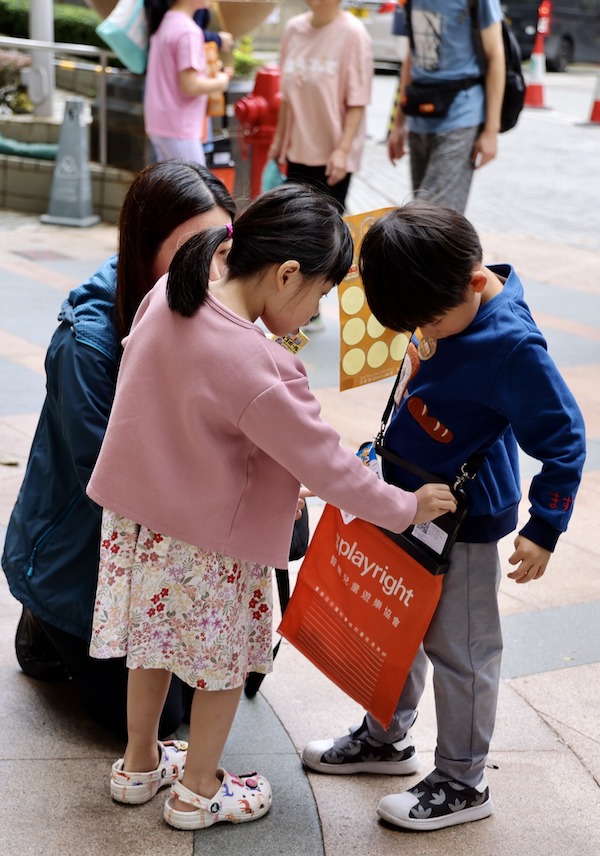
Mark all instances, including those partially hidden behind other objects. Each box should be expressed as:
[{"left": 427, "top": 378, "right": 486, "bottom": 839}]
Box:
[{"left": 339, "top": 209, "right": 411, "bottom": 392}]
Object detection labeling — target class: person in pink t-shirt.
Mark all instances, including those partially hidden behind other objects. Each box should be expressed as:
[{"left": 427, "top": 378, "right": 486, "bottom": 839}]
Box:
[
  {"left": 144, "top": 0, "right": 231, "bottom": 164},
  {"left": 268, "top": 0, "right": 373, "bottom": 212},
  {"left": 87, "top": 183, "right": 456, "bottom": 833}
]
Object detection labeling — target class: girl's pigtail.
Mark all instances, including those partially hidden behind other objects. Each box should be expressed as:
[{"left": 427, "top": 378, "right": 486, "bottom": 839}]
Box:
[{"left": 166, "top": 227, "right": 228, "bottom": 317}]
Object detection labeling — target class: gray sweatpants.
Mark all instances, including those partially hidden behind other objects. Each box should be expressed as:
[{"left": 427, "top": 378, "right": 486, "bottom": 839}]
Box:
[
  {"left": 366, "top": 541, "right": 503, "bottom": 787},
  {"left": 409, "top": 126, "right": 480, "bottom": 215}
]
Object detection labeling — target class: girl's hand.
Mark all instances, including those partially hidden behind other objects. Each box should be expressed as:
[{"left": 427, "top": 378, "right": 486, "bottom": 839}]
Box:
[
  {"left": 325, "top": 148, "right": 348, "bottom": 186},
  {"left": 294, "top": 495, "right": 306, "bottom": 520},
  {"left": 295, "top": 486, "right": 313, "bottom": 519},
  {"left": 507, "top": 535, "right": 551, "bottom": 583},
  {"left": 214, "top": 71, "right": 231, "bottom": 92},
  {"left": 411, "top": 483, "right": 457, "bottom": 525},
  {"left": 268, "top": 139, "right": 282, "bottom": 162}
]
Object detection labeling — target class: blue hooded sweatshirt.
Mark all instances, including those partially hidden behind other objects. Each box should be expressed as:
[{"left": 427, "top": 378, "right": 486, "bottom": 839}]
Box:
[{"left": 382, "top": 265, "right": 586, "bottom": 551}]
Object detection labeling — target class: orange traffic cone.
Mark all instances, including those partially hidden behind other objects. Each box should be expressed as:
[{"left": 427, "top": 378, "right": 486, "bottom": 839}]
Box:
[
  {"left": 585, "top": 72, "right": 600, "bottom": 124},
  {"left": 525, "top": 30, "right": 547, "bottom": 109}
]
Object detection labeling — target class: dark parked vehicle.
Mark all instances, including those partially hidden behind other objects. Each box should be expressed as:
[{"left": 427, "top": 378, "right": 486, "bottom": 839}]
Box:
[{"left": 503, "top": 0, "right": 600, "bottom": 71}]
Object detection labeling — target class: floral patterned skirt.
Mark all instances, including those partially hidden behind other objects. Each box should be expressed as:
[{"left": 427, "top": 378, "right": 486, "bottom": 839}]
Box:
[{"left": 90, "top": 510, "right": 273, "bottom": 690}]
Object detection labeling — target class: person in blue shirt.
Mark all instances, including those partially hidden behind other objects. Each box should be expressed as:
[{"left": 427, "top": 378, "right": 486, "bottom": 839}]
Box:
[
  {"left": 302, "top": 201, "right": 586, "bottom": 831},
  {"left": 388, "top": 0, "right": 505, "bottom": 213}
]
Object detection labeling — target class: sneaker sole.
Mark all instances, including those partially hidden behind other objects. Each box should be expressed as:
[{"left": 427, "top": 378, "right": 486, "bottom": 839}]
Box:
[
  {"left": 377, "top": 795, "right": 494, "bottom": 830},
  {"left": 164, "top": 803, "right": 271, "bottom": 831},
  {"left": 302, "top": 752, "right": 421, "bottom": 776},
  {"left": 164, "top": 795, "right": 272, "bottom": 830}
]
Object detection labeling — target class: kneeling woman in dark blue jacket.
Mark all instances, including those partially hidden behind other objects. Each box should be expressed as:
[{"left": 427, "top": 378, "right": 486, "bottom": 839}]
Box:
[{"left": 2, "top": 161, "right": 235, "bottom": 738}]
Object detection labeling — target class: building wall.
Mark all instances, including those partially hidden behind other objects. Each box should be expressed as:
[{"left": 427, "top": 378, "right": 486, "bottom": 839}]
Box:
[{"left": 249, "top": 1, "right": 306, "bottom": 49}]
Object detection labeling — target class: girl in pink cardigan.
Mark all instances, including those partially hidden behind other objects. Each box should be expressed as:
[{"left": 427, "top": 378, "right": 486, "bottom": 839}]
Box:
[
  {"left": 144, "top": 0, "right": 231, "bottom": 164},
  {"left": 87, "top": 183, "right": 456, "bottom": 832}
]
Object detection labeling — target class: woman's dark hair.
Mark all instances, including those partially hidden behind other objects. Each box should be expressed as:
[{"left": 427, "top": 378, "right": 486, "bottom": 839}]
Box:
[
  {"left": 115, "top": 160, "right": 235, "bottom": 340},
  {"left": 358, "top": 201, "right": 483, "bottom": 332},
  {"left": 144, "top": 0, "right": 172, "bottom": 36},
  {"left": 167, "top": 183, "right": 354, "bottom": 318}
]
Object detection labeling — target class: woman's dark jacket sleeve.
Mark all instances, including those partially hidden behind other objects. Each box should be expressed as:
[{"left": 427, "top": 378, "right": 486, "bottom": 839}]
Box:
[{"left": 1, "top": 259, "right": 119, "bottom": 642}]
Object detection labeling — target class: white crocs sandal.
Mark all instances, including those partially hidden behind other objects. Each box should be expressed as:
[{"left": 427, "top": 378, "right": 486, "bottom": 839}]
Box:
[
  {"left": 111, "top": 739, "right": 188, "bottom": 804},
  {"left": 164, "top": 768, "right": 272, "bottom": 830}
]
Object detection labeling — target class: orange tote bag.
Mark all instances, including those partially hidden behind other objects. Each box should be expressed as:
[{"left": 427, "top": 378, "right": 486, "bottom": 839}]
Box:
[{"left": 277, "top": 504, "right": 445, "bottom": 728}]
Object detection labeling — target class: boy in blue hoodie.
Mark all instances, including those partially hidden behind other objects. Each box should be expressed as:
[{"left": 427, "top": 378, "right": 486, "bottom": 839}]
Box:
[{"left": 302, "top": 201, "right": 586, "bottom": 831}]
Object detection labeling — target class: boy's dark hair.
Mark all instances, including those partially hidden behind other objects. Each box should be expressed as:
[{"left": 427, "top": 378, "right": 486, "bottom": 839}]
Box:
[
  {"left": 359, "top": 201, "right": 483, "bottom": 332},
  {"left": 167, "top": 183, "right": 354, "bottom": 318},
  {"left": 116, "top": 160, "right": 235, "bottom": 340}
]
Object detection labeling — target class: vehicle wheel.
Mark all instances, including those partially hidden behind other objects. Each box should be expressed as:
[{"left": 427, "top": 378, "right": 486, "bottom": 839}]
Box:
[{"left": 547, "top": 36, "right": 573, "bottom": 72}]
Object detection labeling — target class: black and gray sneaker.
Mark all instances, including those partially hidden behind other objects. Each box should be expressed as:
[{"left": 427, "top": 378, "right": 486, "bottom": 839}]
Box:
[
  {"left": 301, "top": 718, "right": 420, "bottom": 775},
  {"left": 377, "top": 771, "right": 493, "bottom": 831}
]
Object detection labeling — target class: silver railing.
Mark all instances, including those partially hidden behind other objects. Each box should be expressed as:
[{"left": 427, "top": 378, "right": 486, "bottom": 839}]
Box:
[{"left": 0, "top": 35, "right": 118, "bottom": 166}]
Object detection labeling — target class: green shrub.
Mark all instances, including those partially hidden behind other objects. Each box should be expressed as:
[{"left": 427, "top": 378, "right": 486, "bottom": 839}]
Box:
[
  {"left": 54, "top": 4, "right": 104, "bottom": 48},
  {"left": 233, "top": 36, "right": 263, "bottom": 79},
  {"left": 0, "top": 0, "right": 28, "bottom": 38},
  {"left": 0, "top": 0, "right": 104, "bottom": 49}
]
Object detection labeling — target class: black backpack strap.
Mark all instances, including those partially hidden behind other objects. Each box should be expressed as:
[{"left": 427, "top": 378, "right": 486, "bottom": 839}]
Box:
[{"left": 405, "top": 0, "right": 414, "bottom": 50}]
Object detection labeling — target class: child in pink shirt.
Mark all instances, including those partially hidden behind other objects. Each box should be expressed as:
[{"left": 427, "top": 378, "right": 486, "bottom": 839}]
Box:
[
  {"left": 144, "top": 0, "right": 231, "bottom": 164},
  {"left": 87, "top": 182, "right": 456, "bottom": 833}
]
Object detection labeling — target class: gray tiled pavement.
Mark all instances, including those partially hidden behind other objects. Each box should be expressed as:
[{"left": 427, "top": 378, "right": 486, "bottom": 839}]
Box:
[{"left": 0, "top": 68, "right": 599, "bottom": 855}]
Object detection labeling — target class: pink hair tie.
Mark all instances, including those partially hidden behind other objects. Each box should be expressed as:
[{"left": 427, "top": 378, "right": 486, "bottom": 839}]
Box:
[{"left": 226, "top": 223, "right": 233, "bottom": 239}]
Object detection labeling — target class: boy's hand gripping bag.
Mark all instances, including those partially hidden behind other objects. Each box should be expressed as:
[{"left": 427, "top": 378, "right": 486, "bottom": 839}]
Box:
[{"left": 277, "top": 504, "right": 445, "bottom": 728}]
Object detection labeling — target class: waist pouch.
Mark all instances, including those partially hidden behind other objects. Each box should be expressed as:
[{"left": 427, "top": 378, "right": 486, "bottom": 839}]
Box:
[{"left": 402, "top": 77, "right": 482, "bottom": 118}]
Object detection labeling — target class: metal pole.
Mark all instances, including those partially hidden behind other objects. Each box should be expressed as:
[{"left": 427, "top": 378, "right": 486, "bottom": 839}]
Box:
[
  {"left": 28, "top": 0, "right": 56, "bottom": 117},
  {"left": 99, "top": 53, "right": 108, "bottom": 166}
]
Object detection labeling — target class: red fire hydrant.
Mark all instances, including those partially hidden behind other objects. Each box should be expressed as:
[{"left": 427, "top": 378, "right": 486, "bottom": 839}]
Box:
[{"left": 234, "top": 65, "right": 281, "bottom": 199}]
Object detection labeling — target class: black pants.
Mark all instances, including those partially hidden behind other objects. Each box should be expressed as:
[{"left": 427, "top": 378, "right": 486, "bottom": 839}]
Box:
[
  {"left": 37, "top": 617, "right": 193, "bottom": 740},
  {"left": 286, "top": 161, "right": 352, "bottom": 212}
]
